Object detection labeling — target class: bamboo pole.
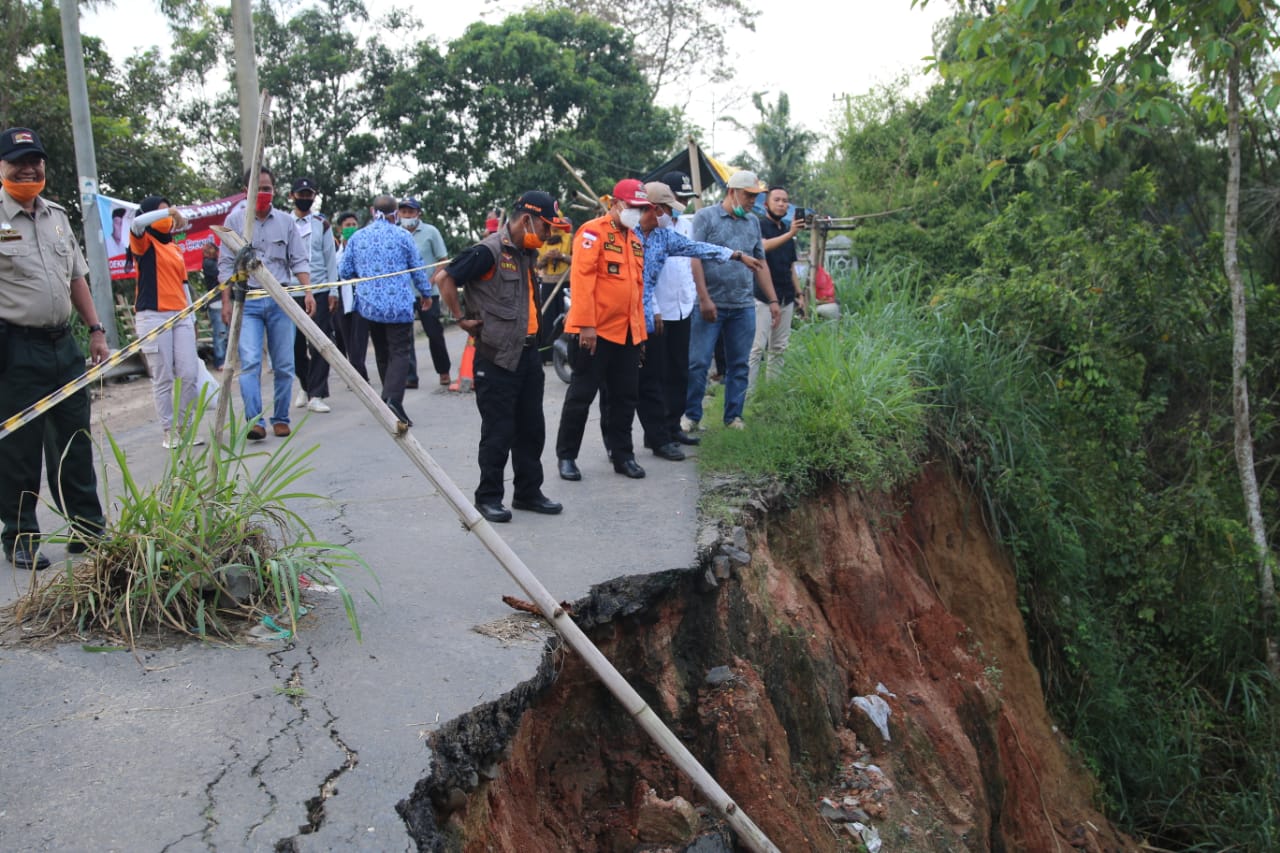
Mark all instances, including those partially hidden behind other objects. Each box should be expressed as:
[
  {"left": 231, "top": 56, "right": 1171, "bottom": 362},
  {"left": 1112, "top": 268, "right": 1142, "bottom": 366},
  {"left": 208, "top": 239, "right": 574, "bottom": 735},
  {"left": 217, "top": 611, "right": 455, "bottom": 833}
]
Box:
[
  {"left": 210, "top": 91, "right": 272, "bottom": 467},
  {"left": 554, "top": 153, "right": 607, "bottom": 214},
  {"left": 211, "top": 225, "right": 782, "bottom": 853}
]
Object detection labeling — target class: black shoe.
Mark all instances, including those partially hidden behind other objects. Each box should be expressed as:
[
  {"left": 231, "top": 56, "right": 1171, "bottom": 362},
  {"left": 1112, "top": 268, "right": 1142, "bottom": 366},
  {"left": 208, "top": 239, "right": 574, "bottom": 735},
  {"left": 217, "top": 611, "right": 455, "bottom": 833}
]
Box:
[
  {"left": 613, "top": 458, "right": 646, "bottom": 479},
  {"left": 8, "top": 543, "right": 50, "bottom": 571},
  {"left": 67, "top": 525, "right": 104, "bottom": 555},
  {"left": 558, "top": 459, "right": 582, "bottom": 481},
  {"left": 674, "top": 430, "right": 701, "bottom": 446},
  {"left": 385, "top": 398, "right": 414, "bottom": 427},
  {"left": 512, "top": 495, "right": 563, "bottom": 515},
  {"left": 651, "top": 442, "right": 686, "bottom": 461},
  {"left": 476, "top": 502, "right": 512, "bottom": 523}
]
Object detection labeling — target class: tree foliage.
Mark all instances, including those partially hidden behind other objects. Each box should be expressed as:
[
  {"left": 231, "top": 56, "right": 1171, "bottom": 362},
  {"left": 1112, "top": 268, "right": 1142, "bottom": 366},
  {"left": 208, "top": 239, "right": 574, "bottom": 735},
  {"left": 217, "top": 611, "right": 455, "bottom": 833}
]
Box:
[
  {"left": 536, "top": 0, "right": 759, "bottom": 101},
  {"left": 383, "top": 9, "right": 680, "bottom": 245},
  {"left": 3, "top": 0, "right": 208, "bottom": 227},
  {"left": 724, "top": 92, "right": 818, "bottom": 193}
]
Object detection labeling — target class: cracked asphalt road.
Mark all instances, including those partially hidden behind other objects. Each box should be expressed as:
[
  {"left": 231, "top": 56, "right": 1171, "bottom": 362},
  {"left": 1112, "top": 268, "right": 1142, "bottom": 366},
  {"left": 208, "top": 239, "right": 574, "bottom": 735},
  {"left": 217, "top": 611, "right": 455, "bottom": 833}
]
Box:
[{"left": 0, "top": 324, "right": 699, "bottom": 852}]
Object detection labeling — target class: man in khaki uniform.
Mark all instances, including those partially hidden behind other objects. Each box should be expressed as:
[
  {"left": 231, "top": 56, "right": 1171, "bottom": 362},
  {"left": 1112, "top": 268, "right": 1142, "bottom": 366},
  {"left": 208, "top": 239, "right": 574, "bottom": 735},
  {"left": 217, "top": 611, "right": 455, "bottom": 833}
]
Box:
[{"left": 0, "top": 127, "right": 110, "bottom": 571}]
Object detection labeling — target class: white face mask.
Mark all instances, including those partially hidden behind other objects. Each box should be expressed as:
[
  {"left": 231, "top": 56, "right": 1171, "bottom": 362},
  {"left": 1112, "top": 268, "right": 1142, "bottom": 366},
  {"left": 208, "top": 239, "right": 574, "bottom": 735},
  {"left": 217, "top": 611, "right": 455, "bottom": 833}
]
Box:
[
  {"left": 400, "top": 216, "right": 419, "bottom": 231},
  {"left": 619, "top": 207, "right": 642, "bottom": 231},
  {"left": 657, "top": 213, "right": 674, "bottom": 229}
]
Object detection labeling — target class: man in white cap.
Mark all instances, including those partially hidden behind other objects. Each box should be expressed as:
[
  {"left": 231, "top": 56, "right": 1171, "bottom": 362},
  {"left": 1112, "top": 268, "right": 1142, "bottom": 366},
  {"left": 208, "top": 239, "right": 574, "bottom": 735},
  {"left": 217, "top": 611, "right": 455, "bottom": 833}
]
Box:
[{"left": 684, "top": 170, "right": 781, "bottom": 431}]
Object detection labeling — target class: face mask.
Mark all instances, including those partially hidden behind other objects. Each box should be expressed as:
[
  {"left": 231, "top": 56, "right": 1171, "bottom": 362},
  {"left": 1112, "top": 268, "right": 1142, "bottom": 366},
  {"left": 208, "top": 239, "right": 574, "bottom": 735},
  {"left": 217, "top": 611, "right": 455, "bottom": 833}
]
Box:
[
  {"left": 255, "top": 191, "right": 273, "bottom": 214},
  {"left": 619, "top": 208, "right": 642, "bottom": 231},
  {"left": 401, "top": 216, "right": 419, "bottom": 231},
  {"left": 341, "top": 225, "right": 357, "bottom": 241},
  {"left": 2, "top": 179, "right": 45, "bottom": 204},
  {"left": 657, "top": 213, "right": 674, "bottom": 229},
  {"left": 294, "top": 197, "right": 314, "bottom": 213}
]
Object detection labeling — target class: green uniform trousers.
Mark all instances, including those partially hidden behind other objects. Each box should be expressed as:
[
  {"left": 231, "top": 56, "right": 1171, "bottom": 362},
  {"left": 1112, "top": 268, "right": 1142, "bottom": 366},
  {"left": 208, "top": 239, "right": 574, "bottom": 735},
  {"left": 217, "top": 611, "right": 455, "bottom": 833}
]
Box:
[{"left": 0, "top": 326, "right": 105, "bottom": 556}]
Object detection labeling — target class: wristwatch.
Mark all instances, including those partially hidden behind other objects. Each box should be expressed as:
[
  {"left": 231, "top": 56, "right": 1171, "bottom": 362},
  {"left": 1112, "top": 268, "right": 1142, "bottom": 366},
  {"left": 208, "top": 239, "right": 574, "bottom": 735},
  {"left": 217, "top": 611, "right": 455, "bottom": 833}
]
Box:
[{"left": 88, "top": 324, "right": 106, "bottom": 334}]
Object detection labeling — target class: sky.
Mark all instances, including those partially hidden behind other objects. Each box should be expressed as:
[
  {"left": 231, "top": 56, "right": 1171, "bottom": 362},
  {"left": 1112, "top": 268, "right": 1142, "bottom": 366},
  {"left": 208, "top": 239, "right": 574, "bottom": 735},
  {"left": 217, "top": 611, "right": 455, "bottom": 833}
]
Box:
[{"left": 82, "top": 0, "right": 952, "bottom": 167}]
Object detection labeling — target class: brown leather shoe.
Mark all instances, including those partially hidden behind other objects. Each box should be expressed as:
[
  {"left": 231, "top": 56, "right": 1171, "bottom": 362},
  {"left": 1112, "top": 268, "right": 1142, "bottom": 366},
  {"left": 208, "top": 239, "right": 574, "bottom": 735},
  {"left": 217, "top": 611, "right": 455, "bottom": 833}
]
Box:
[
  {"left": 247, "top": 424, "right": 267, "bottom": 441},
  {"left": 273, "top": 422, "right": 291, "bottom": 437}
]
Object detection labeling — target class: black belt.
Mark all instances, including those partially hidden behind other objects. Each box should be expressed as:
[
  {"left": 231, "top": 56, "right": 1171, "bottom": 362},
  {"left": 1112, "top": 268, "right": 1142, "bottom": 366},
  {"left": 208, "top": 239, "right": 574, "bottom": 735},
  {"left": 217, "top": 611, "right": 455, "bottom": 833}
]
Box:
[
  {"left": 523, "top": 334, "right": 537, "bottom": 348},
  {"left": 9, "top": 323, "right": 71, "bottom": 341}
]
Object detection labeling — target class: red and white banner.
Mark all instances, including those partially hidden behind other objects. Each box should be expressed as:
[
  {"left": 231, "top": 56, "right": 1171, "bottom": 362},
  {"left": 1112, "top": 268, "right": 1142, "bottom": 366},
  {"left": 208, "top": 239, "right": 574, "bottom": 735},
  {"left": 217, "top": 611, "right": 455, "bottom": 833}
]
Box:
[{"left": 99, "top": 192, "right": 247, "bottom": 280}]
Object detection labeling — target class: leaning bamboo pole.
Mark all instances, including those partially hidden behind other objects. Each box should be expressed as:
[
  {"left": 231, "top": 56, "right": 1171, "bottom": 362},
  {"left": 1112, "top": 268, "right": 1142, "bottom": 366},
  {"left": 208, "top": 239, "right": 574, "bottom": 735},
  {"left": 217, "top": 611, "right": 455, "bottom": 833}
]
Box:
[{"left": 211, "top": 226, "right": 782, "bottom": 853}]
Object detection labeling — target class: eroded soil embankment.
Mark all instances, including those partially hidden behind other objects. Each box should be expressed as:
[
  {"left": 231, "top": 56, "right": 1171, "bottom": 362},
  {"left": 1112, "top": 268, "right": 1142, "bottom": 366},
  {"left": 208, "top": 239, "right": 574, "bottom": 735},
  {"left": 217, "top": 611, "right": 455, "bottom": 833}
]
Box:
[{"left": 399, "top": 463, "right": 1134, "bottom": 852}]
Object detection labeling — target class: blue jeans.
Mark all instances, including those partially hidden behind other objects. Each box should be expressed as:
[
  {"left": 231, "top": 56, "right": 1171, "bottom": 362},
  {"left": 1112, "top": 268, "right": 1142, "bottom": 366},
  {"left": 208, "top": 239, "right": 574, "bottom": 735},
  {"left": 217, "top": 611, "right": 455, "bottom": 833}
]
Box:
[
  {"left": 686, "top": 305, "right": 756, "bottom": 424},
  {"left": 236, "top": 297, "right": 295, "bottom": 427},
  {"left": 208, "top": 300, "right": 228, "bottom": 368}
]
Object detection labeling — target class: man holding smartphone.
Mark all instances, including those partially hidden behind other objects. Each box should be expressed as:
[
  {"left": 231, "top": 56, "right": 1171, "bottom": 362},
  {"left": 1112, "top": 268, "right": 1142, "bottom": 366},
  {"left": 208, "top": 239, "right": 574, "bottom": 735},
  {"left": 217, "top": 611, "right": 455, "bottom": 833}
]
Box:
[{"left": 749, "top": 184, "right": 805, "bottom": 390}]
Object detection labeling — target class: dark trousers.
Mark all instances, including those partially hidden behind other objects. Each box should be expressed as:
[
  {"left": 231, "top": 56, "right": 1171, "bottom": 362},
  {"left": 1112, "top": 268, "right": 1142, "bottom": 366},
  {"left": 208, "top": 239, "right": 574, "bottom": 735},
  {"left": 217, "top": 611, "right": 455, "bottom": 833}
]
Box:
[
  {"left": 634, "top": 317, "right": 690, "bottom": 448},
  {"left": 334, "top": 310, "right": 369, "bottom": 381},
  {"left": 408, "top": 300, "right": 451, "bottom": 381},
  {"left": 556, "top": 336, "right": 641, "bottom": 462},
  {"left": 661, "top": 316, "right": 692, "bottom": 438},
  {"left": 0, "top": 328, "right": 105, "bottom": 554},
  {"left": 293, "top": 293, "right": 333, "bottom": 399},
  {"left": 368, "top": 319, "right": 415, "bottom": 405},
  {"left": 473, "top": 346, "right": 546, "bottom": 505}
]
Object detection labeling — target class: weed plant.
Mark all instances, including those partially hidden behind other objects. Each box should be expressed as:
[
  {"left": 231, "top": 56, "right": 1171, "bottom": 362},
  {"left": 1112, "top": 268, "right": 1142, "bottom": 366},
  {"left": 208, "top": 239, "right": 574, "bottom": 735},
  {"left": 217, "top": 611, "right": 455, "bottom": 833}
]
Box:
[{"left": 6, "top": 394, "right": 371, "bottom": 646}]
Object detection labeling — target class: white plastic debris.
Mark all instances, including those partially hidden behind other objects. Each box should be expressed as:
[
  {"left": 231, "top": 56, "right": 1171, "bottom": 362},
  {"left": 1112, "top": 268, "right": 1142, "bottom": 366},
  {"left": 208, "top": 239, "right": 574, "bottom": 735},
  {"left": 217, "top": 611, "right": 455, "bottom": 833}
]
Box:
[
  {"left": 850, "top": 694, "right": 893, "bottom": 741},
  {"left": 875, "top": 682, "right": 897, "bottom": 698},
  {"left": 849, "top": 821, "right": 882, "bottom": 852}
]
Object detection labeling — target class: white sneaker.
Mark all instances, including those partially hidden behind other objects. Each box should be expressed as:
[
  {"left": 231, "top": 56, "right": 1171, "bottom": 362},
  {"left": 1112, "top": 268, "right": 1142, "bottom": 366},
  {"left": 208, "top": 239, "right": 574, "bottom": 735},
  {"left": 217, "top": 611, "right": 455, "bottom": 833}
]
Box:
[
  {"left": 680, "top": 414, "right": 701, "bottom": 433},
  {"left": 161, "top": 430, "right": 171, "bottom": 449},
  {"left": 306, "top": 397, "right": 331, "bottom": 413},
  {"left": 293, "top": 388, "right": 309, "bottom": 408},
  {"left": 727, "top": 417, "right": 746, "bottom": 430}
]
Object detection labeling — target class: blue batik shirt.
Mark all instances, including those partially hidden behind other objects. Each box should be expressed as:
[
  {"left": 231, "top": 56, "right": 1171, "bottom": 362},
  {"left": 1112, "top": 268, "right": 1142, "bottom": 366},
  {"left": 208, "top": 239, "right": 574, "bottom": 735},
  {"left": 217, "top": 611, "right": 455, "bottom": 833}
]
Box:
[
  {"left": 338, "top": 218, "right": 433, "bottom": 324},
  {"left": 640, "top": 225, "right": 733, "bottom": 332}
]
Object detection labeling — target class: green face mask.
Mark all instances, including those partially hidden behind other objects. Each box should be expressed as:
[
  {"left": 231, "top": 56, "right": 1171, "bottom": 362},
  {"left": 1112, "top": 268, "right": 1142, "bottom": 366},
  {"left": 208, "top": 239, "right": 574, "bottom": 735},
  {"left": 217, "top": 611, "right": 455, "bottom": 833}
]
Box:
[
  {"left": 731, "top": 192, "right": 746, "bottom": 218},
  {"left": 341, "top": 225, "right": 357, "bottom": 241}
]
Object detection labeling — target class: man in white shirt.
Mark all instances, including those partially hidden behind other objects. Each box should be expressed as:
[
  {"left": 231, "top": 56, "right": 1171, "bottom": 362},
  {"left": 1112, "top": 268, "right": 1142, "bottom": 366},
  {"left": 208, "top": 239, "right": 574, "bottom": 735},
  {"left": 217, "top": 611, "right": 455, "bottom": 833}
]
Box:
[{"left": 650, "top": 171, "right": 704, "bottom": 446}]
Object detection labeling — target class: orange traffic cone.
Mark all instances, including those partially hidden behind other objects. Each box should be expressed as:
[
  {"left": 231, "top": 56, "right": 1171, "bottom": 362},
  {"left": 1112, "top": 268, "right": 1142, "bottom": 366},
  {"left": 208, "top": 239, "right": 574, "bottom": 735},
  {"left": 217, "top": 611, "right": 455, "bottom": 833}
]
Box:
[{"left": 451, "top": 336, "right": 476, "bottom": 392}]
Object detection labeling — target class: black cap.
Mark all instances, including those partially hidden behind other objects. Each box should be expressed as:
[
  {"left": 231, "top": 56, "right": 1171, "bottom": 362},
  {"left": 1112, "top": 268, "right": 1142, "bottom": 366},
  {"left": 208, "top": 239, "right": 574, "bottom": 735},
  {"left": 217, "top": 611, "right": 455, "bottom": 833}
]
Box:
[
  {"left": 514, "top": 191, "right": 568, "bottom": 227},
  {"left": 398, "top": 197, "right": 422, "bottom": 211},
  {"left": 138, "top": 195, "right": 168, "bottom": 214},
  {"left": 0, "top": 127, "right": 46, "bottom": 162},
  {"left": 662, "top": 170, "right": 697, "bottom": 200},
  {"left": 290, "top": 177, "right": 318, "bottom": 193}
]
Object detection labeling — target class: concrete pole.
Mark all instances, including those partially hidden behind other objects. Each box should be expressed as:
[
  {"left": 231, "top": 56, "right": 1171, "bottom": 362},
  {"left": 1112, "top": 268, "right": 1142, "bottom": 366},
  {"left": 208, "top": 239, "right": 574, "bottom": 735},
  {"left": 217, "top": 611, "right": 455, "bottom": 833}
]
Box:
[
  {"left": 58, "top": 0, "right": 118, "bottom": 347},
  {"left": 230, "top": 0, "right": 261, "bottom": 170}
]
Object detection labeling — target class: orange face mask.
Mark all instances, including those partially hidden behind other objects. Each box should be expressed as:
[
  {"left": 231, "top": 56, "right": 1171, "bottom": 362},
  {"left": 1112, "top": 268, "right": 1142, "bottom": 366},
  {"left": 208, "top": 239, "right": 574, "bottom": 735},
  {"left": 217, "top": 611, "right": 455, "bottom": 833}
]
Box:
[{"left": 2, "top": 179, "right": 45, "bottom": 205}]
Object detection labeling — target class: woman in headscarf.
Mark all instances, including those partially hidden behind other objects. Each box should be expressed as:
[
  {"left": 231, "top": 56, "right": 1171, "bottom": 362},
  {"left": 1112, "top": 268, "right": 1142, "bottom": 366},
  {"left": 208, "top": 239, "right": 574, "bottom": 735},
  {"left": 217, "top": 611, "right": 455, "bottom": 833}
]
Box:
[{"left": 128, "top": 194, "right": 204, "bottom": 448}]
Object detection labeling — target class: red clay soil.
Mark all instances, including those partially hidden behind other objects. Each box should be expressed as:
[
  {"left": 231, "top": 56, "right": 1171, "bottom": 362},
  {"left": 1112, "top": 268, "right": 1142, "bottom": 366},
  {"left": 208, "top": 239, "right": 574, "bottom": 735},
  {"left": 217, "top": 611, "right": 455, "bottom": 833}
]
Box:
[{"left": 408, "top": 462, "right": 1135, "bottom": 852}]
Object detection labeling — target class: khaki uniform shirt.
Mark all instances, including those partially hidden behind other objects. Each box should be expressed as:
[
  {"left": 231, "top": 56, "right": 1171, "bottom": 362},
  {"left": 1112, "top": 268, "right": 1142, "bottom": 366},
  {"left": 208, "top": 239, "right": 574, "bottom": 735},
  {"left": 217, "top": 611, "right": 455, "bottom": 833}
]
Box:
[{"left": 0, "top": 190, "right": 89, "bottom": 327}]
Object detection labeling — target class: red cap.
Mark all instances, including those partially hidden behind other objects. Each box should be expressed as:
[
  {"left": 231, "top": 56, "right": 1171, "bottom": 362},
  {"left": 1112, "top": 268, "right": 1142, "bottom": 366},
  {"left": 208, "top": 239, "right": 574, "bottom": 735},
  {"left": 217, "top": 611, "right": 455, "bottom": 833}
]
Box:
[{"left": 612, "top": 178, "right": 652, "bottom": 207}]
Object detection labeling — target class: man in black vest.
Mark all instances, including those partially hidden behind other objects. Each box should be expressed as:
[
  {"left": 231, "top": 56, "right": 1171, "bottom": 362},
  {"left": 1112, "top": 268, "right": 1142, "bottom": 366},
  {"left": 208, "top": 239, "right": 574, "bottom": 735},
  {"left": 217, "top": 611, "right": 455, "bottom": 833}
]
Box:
[{"left": 435, "top": 191, "right": 567, "bottom": 523}]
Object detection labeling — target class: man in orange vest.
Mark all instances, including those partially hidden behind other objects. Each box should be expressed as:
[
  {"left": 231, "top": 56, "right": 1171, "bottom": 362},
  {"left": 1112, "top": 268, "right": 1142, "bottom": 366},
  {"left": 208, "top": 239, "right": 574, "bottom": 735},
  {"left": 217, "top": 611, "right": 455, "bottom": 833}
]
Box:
[{"left": 555, "top": 179, "right": 652, "bottom": 481}]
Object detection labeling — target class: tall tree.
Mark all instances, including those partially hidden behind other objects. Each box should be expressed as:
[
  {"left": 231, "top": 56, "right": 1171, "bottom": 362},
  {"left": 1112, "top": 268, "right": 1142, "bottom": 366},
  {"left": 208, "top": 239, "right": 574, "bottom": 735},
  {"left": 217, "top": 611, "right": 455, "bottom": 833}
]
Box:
[
  {"left": 724, "top": 91, "right": 818, "bottom": 190},
  {"left": 384, "top": 9, "right": 681, "bottom": 243},
  {"left": 535, "top": 0, "right": 759, "bottom": 101},
  {"left": 919, "top": 0, "right": 1280, "bottom": 675}
]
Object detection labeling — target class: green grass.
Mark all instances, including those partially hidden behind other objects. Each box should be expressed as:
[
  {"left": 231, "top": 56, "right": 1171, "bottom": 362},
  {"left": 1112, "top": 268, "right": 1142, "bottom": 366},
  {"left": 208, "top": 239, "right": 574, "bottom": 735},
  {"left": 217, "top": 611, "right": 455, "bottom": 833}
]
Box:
[
  {"left": 6, "top": 391, "right": 374, "bottom": 646},
  {"left": 697, "top": 263, "right": 932, "bottom": 496}
]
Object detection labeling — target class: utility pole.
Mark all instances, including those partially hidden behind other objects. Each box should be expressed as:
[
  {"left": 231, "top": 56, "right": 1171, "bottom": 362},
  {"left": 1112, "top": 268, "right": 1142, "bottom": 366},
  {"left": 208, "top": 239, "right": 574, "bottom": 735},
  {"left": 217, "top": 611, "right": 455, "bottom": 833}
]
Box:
[
  {"left": 230, "top": 0, "right": 261, "bottom": 171},
  {"left": 58, "top": 0, "right": 118, "bottom": 347}
]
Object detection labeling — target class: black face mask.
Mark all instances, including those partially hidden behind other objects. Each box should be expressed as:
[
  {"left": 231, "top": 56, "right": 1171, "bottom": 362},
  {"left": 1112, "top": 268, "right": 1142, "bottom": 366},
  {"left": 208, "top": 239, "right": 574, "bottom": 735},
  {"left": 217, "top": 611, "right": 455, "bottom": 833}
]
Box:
[{"left": 294, "top": 198, "right": 315, "bottom": 213}]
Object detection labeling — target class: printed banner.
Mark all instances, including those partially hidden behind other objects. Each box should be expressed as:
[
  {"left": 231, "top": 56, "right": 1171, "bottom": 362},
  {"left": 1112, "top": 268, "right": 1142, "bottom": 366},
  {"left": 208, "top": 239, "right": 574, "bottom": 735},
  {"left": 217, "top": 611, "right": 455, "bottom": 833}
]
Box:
[{"left": 98, "top": 192, "right": 247, "bottom": 280}]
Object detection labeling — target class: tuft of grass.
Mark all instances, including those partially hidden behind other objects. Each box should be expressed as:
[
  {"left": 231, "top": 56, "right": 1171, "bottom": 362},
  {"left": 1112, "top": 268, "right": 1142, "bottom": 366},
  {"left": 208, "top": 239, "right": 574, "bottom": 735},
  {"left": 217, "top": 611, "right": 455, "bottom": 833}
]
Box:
[
  {"left": 697, "top": 263, "right": 932, "bottom": 496},
  {"left": 4, "top": 393, "right": 374, "bottom": 646}
]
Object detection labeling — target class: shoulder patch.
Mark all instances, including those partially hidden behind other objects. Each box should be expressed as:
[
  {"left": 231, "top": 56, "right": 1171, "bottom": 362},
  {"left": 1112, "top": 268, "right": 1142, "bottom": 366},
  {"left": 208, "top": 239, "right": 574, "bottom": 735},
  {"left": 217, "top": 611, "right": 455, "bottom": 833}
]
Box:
[{"left": 581, "top": 230, "right": 599, "bottom": 250}]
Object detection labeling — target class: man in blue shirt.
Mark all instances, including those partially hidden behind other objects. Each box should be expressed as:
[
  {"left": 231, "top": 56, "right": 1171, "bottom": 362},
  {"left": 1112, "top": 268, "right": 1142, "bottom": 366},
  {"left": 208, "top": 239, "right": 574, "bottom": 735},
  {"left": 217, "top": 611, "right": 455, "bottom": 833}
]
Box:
[
  {"left": 685, "top": 170, "right": 781, "bottom": 431},
  {"left": 398, "top": 196, "right": 453, "bottom": 388},
  {"left": 338, "top": 194, "right": 433, "bottom": 427}
]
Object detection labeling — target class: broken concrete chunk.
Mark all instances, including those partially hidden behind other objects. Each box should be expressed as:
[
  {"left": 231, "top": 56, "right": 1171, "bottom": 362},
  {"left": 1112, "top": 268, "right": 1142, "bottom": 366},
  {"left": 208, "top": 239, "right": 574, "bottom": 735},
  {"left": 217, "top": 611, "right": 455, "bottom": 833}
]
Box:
[
  {"left": 637, "top": 790, "right": 700, "bottom": 845},
  {"left": 712, "top": 555, "right": 732, "bottom": 579},
  {"left": 704, "top": 666, "right": 735, "bottom": 687},
  {"left": 731, "top": 526, "right": 748, "bottom": 551},
  {"left": 700, "top": 568, "right": 719, "bottom": 591},
  {"left": 720, "top": 544, "right": 751, "bottom": 566}
]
